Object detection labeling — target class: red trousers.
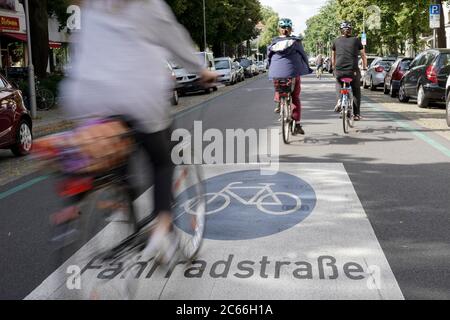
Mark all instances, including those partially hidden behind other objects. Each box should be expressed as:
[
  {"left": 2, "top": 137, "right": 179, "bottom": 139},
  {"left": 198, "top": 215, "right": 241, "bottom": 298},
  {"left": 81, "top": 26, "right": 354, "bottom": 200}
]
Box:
[{"left": 274, "top": 76, "right": 301, "bottom": 122}]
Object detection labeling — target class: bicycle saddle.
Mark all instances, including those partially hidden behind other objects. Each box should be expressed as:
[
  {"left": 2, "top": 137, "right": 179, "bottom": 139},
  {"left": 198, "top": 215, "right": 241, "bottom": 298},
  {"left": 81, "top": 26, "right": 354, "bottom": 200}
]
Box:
[{"left": 340, "top": 78, "right": 353, "bottom": 83}]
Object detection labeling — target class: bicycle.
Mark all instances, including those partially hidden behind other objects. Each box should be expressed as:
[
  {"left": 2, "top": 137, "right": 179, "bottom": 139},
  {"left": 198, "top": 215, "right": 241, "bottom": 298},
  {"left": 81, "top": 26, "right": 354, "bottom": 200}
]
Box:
[
  {"left": 273, "top": 78, "right": 296, "bottom": 144},
  {"left": 36, "top": 79, "right": 56, "bottom": 111},
  {"left": 316, "top": 65, "right": 323, "bottom": 79},
  {"left": 33, "top": 117, "right": 206, "bottom": 300},
  {"left": 338, "top": 77, "right": 355, "bottom": 134}
]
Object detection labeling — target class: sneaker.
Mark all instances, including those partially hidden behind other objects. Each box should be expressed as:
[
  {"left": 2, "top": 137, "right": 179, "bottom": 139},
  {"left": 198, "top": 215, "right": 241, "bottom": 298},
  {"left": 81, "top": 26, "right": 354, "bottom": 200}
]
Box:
[
  {"left": 295, "top": 124, "right": 305, "bottom": 135},
  {"left": 140, "top": 226, "right": 179, "bottom": 265},
  {"left": 274, "top": 105, "right": 281, "bottom": 114},
  {"left": 334, "top": 101, "right": 342, "bottom": 113}
]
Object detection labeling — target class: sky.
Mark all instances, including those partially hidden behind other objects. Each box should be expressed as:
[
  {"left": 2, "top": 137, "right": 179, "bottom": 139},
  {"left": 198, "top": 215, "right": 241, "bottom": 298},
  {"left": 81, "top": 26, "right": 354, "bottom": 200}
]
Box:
[{"left": 259, "top": 0, "right": 329, "bottom": 35}]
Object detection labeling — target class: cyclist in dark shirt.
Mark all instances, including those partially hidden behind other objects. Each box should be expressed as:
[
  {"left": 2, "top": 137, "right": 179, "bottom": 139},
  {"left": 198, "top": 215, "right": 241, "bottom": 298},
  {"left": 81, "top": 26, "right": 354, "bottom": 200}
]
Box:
[{"left": 332, "top": 21, "right": 367, "bottom": 121}]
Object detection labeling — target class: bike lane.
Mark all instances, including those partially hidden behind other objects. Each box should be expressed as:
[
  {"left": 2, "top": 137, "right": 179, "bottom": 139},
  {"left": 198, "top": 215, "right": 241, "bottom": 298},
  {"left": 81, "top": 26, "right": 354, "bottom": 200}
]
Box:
[{"left": 26, "top": 163, "right": 403, "bottom": 300}]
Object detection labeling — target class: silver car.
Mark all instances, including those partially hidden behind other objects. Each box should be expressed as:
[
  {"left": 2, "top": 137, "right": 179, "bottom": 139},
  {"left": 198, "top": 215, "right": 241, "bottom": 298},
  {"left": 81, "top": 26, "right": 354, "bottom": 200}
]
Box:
[{"left": 362, "top": 57, "right": 397, "bottom": 91}]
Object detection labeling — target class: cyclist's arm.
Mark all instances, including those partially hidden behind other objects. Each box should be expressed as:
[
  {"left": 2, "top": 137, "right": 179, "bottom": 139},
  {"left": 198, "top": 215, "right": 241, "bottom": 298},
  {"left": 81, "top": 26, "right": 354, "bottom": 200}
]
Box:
[
  {"left": 147, "top": 0, "right": 203, "bottom": 74},
  {"left": 331, "top": 50, "right": 336, "bottom": 71},
  {"left": 360, "top": 48, "right": 368, "bottom": 70},
  {"left": 295, "top": 41, "right": 309, "bottom": 65}
]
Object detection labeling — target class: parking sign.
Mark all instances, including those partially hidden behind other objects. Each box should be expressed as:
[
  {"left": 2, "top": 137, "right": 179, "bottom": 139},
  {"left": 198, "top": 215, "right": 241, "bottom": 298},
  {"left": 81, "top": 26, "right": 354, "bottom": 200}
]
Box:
[{"left": 430, "top": 4, "right": 441, "bottom": 29}]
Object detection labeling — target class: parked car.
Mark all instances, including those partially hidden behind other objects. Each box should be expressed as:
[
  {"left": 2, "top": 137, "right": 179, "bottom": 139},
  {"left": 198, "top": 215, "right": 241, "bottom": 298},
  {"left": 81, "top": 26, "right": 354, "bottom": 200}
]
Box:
[
  {"left": 309, "top": 57, "right": 316, "bottom": 67},
  {"left": 0, "top": 74, "right": 33, "bottom": 156},
  {"left": 233, "top": 62, "right": 245, "bottom": 82},
  {"left": 446, "top": 75, "right": 450, "bottom": 127},
  {"left": 236, "top": 58, "right": 256, "bottom": 78},
  {"left": 359, "top": 55, "right": 380, "bottom": 83},
  {"left": 167, "top": 61, "right": 181, "bottom": 105},
  {"left": 256, "top": 61, "right": 266, "bottom": 73},
  {"left": 214, "top": 57, "right": 237, "bottom": 85},
  {"left": 173, "top": 52, "right": 218, "bottom": 95},
  {"left": 362, "top": 57, "right": 397, "bottom": 91},
  {"left": 398, "top": 49, "right": 450, "bottom": 108},
  {"left": 251, "top": 60, "right": 259, "bottom": 76},
  {"left": 383, "top": 57, "right": 413, "bottom": 97}
]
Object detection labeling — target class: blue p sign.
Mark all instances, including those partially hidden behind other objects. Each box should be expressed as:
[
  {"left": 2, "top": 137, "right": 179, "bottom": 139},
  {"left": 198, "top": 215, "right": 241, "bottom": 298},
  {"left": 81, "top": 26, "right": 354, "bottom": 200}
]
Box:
[{"left": 430, "top": 4, "right": 441, "bottom": 15}]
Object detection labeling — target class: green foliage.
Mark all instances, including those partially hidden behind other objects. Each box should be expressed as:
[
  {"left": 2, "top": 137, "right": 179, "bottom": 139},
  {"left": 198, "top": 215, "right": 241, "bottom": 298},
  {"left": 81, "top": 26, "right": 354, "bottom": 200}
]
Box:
[
  {"left": 166, "top": 0, "right": 262, "bottom": 53},
  {"left": 259, "top": 6, "right": 279, "bottom": 49},
  {"left": 304, "top": 0, "right": 435, "bottom": 57}
]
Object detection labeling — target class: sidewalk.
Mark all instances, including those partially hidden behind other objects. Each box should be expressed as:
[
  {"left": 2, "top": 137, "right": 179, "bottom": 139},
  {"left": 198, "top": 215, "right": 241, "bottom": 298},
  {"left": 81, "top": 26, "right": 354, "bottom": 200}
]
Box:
[{"left": 363, "top": 89, "right": 450, "bottom": 142}]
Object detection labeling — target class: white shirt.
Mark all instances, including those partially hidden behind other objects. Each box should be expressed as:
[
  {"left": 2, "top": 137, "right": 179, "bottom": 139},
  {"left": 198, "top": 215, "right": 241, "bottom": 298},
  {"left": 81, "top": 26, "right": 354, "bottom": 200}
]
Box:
[{"left": 61, "top": 0, "right": 203, "bottom": 133}]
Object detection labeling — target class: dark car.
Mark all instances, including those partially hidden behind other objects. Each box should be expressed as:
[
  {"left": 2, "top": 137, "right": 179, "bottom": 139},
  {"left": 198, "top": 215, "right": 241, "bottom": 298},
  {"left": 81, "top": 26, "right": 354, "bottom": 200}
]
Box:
[
  {"left": 398, "top": 49, "right": 450, "bottom": 108},
  {"left": 0, "top": 74, "right": 33, "bottom": 156},
  {"left": 383, "top": 57, "right": 413, "bottom": 97},
  {"left": 236, "top": 58, "right": 254, "bottom": 78}
]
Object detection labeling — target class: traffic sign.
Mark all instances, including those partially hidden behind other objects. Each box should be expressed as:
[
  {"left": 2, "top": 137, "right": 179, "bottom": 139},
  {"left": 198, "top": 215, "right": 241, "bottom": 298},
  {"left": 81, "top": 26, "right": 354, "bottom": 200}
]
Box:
[
  {"left": 361, "top": 32, "right": 367, "bottom": 46},
  {"left": 430, "top": 4, "right": 441, "bottom": 29}
]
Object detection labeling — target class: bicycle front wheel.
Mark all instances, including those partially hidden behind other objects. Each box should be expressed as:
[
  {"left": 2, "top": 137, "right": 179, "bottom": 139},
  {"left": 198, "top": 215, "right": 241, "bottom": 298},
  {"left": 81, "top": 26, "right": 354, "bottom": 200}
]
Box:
[
  {"left": 172, "top": 164, "right": 206, "bottom": 261},
  {"left": 281, "top": 97, "right": 291, "bottom": 144},
  {"left": 37, "top": 88, "right": 55, "bottom": 110}
]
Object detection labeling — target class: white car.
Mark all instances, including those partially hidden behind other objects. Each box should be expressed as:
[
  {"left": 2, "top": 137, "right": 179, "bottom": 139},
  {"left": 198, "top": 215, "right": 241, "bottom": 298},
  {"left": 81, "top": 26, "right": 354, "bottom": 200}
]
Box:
[
  {"left": 256, "top": 61, "right": 266, "bottom": 73},
  {"left": 214, "top": 57, "right": 237, "bottom": 85}
]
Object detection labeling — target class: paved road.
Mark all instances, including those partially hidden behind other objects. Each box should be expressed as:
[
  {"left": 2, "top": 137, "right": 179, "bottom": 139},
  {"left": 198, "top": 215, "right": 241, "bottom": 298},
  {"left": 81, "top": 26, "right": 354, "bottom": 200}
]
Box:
[{"left": 1, "top": 73, "right": 449, "bottom": 299}]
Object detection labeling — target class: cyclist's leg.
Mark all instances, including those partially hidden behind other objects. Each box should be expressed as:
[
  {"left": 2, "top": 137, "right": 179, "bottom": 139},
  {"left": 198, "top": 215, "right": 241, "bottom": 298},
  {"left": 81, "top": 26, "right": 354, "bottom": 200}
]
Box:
[
  {"left": 291, "top": 76, "right": 301, "bottom": 123},
  {"left": 334, "top": 71, "right": 343, "bottom": 111},
  {"left": 273, "top": 83, "right": 281, "bottom": 113},
  {"left": 352, "top": 71, "right": 362, "bottom": 117}
]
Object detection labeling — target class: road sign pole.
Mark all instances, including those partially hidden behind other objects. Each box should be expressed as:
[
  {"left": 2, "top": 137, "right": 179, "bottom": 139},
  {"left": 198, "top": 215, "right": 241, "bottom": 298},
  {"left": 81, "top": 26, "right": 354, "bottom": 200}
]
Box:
[{"left": 24, "top": 0, "right": 37, "bottom": 119}]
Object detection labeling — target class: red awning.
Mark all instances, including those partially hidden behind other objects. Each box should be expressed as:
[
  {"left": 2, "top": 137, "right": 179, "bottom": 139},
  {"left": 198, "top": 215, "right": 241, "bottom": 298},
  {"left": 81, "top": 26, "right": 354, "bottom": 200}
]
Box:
[
  {"left": 49, "top": 41, "right": 62, "bottom": 49},
  {"left": 3, "top": 32, "right": 26, "bottom": 42},
  {"left": 2, "top": 32, "right": 63, "bottom": 49}
]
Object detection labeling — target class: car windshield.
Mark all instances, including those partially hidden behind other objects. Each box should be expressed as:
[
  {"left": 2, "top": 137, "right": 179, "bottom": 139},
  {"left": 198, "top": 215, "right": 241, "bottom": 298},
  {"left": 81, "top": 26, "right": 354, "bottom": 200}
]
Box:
[
  {"left": 400, "top": 60, "right": 412, "bottom": 70},
  {"left": 168, "top": 61, "right": 182, "bottom": 69},
  {"left": 378, "top": 60, "right": 395, "bottom": 68},
  {"left": 215, "top": 60, "right": 230, "bottom": 70},
  {"left": 439, "top": 53, "right": 450, "bottom": 67},
  {"left": 238, "top": 59, "right": 251, "bottom": 67}
]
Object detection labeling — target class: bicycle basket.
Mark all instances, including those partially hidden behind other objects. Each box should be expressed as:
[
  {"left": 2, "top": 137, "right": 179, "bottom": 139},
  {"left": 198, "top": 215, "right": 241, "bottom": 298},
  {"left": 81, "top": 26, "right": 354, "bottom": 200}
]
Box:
[
  {"left": 273, "top": 78, "right": 293, "bottom": 94},
  {"left": 33, "top": 118, "right": 135, "bottom": 175}
]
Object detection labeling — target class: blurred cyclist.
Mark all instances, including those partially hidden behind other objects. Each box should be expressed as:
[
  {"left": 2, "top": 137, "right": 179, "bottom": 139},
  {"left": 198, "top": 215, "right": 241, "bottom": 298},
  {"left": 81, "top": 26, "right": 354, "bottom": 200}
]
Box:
[
  {"left": 267, "top": 18, "right": 312, "bottom": 135},
  {"left": 315, "top": 54, "right": 324, "bottom": 78},
  {"left": 332, "top": 21, "right": 367, "bottom": 121},
  {"left": 60, "top": 0, "right": 216, "bottom": 264}
]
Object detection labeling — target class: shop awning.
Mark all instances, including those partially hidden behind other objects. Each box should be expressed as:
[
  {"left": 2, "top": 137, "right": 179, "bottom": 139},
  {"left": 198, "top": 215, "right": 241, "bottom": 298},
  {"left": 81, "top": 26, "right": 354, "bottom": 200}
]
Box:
[
  {"left": 3, "top": 32, "right": 26, "bottom": 42},
  {"left": 2, "top": 32, "right": 63, "bottom": 48}
]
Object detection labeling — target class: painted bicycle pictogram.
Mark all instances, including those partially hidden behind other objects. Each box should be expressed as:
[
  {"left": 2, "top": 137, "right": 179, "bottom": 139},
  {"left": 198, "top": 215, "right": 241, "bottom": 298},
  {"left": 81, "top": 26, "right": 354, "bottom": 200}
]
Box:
[{"left": 183, "top": 182, "right": 301, "bottom": 216}]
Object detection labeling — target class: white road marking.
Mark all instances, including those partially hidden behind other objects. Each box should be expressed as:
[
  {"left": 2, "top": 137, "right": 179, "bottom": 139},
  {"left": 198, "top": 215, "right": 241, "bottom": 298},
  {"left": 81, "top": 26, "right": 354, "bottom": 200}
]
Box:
[{"left": 26, "top": 163, "right": 404, "bottom": 300}]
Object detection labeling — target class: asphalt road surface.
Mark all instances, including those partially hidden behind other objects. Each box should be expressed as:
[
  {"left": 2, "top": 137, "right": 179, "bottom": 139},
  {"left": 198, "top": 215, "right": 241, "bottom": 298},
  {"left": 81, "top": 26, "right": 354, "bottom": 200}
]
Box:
[{"left": 1, "top": 73, "right": 449, "bottom": 300}]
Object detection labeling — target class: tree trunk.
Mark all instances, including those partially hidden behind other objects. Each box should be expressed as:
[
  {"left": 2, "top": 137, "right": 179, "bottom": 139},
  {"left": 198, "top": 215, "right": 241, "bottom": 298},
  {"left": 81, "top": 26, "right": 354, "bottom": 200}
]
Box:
[
  {"left": 29, "top": 0, "right": 49, "bottom": 78},
  {"left": 438, "top": 0, "right": 447, "bottom": 48}
]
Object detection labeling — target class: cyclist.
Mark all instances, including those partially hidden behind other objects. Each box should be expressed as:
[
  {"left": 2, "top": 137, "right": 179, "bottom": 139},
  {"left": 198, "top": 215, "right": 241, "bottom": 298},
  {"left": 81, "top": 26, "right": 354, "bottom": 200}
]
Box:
[
  {"left": 332, "top": 21, "right": 367, "bottom": 121},
  {"left": 60, "top": 0, "right": 216, "bottom": 264},
  {"left": 267, "top": 18, "right": 313, "bottom": 135},
  {"left": 315, "top": 54, "right": 324, "bottom": 78}
]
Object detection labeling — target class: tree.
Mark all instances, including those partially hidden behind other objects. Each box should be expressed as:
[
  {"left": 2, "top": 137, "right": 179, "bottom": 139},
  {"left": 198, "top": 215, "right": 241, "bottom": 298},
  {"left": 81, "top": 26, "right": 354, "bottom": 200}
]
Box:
[{"left": 259, "top": 6, "right": 279, "bottom": 51}]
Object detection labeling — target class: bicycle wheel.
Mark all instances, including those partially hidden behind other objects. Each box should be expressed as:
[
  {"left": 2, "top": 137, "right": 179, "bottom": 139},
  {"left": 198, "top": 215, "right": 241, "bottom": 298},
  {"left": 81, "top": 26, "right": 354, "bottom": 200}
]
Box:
[
  {"left": 342, "top": 96, "right": 349, "bottom": 134},
  {"left": 53, "top": 183, "right": 138, "bottom": 300},
  {"left": 37, "top": 88, "right": 55, "bottom": 110},
  {"left": 172, "top": 164, "right": 206, "bottom": 261},
  {"left": 347, "top": 98, "right": 355, "bottom": 129},
  {"left": 281, "top": 97, "right": 290, "bottom": 144}
]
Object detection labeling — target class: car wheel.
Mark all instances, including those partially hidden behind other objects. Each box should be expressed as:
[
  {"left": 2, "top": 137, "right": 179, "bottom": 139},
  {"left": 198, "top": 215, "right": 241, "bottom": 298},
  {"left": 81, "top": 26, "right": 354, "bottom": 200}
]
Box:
[
  {"left": 370, "top": 77, "right": 377, "bottom": 91},
  {"left": 171, "top": 90, "right": 179, "bottom": 106},
  {"left": 11, "top": 120, "right": 33, "bottom": 157},
  {"left": 446, "top": 93, "right": 450, "bottom": 127},
  {"left": 389, "top": 83, "right": 397, "bottom": 98},
  {"left": 398, "top": 82, "right": 410, "bottom": 103},
  {"left": 213, "top": 86, "right": 218, "bottom": 92},
  {"left": 417, "top": 85, "right": 429, "bottom": 108},
  {"left": 204, "top": 87, "right": 211, "bottom": 94}
]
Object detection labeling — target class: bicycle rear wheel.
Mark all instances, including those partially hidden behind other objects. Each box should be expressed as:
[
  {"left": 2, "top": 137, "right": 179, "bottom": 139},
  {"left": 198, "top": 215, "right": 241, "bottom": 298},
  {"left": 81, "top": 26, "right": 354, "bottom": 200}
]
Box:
[
  {"left": 52, "top": 183, "right": 138, "bottom": 300},
  {"left": 342, "top": 98, "right": 349, "bottom": 134},
  {"left": 281, "top": 97, "right": 291, "bottom": 144}
]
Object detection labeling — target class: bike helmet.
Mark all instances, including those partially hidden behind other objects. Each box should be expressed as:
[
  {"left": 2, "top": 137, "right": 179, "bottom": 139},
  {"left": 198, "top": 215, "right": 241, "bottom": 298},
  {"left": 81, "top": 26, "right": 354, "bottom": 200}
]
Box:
[
  {"left": 278, "top": 18, "right": 293, "bottom": 29},
  {"left": 340, "top": 21, "right": 352, "bottom": 30}
]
